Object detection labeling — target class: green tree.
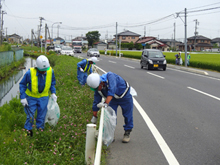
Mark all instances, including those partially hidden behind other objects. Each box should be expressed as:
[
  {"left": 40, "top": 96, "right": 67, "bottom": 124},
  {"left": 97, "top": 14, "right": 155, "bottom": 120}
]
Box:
[{"left": 86, "top": 31, "right": 101, "bottom": 46}]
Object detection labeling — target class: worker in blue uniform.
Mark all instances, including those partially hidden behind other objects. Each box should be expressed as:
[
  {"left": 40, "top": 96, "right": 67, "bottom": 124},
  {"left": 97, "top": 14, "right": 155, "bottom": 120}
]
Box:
[
  {"left": 86, "top": 72, "right": 133, "bottom": 143},
  {"left": 19, "top": 55, "right": 57, "bottom": 137},
  {"left": 77, "top": 57, "right": 98, "bottom": 86}
]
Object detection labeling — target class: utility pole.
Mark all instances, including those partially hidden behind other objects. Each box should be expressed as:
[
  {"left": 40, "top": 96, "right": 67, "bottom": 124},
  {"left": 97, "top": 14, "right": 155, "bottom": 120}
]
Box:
[
  {"left": 5, "top": 27, "right": 7, "bottom": 42},
  {"left": 1, "top": 10, "right": 6, "bottom": 44},
  {"left": 174, "top": 22, "right": 176, "bottom": 50},
  {"left": 45, "top": 23, "right": 47, "bottom": 54},
  {"left": 57, "top": 25, "right": 60, "bottom": 37},
  {"left": 194, "top": 19, "right": 199, "bottom": 51},
  {"left": 116, "top": 22, "right": 118, "bottom": 57},
  {"left": 31, "top": 29, "right": 33, "bottom": 47},
  {"left": 0, "top": 0, "right": 2, "bottom": 45},
  {"left": 144, "top": 26, "right": 146, "bottom": 37},
  {"left": 184, "top": 8, "right": 187, "bottom": 67},
  {"left": 38, "top": 17, "right": 44, "bottom": 46}
]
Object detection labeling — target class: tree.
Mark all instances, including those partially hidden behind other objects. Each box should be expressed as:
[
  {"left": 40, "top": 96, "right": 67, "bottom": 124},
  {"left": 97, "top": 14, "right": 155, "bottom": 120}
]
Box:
[{"left": 86, "top": 31, "right": 101, "bottom": 47}]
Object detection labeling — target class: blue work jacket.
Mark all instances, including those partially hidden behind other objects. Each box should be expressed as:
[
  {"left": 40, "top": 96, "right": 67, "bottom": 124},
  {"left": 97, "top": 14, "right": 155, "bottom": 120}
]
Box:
[{"left": 77, "top": 59, "right": 92, "bottom": 73}]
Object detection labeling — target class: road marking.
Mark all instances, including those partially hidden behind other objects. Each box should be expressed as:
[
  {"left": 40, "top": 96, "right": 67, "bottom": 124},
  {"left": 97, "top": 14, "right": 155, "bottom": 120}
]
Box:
[
  {"left": 147, "top": 72, "right": 165, "bottom": 79},
  {"left": 133, "top": 98, "right": 180, "bottom": 165},
  {"left": 188, "top": 87, "right": 220, "bottom": 101},
  {"left": 95, "top": 65, "right": 179, "bottom": 165},
  {"left": 109, "top": 60, "right": 116, "bottom": 63},
  {"left": 124, "top": 65, "right": 135, "bottom": 69},
  {"left": 168, "top": 68, "right": 220, "bottom": 81}
]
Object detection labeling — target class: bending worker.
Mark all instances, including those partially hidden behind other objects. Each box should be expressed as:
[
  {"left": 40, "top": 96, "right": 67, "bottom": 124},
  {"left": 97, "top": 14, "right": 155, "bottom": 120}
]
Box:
[
  {"left": 86, "top": 72, "right": 133, "bottom": 143},
  {"left": 77, "top": 57, "right": 98, "bottom": 86},
  {"left": 19, "top": 55, "right": 57, "bottom": 136}
]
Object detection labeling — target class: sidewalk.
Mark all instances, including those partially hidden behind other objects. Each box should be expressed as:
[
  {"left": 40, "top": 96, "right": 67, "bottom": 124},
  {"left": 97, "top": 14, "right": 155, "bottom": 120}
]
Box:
[{"left": 167, "top": 64, "right": 220, "bottom": 79}]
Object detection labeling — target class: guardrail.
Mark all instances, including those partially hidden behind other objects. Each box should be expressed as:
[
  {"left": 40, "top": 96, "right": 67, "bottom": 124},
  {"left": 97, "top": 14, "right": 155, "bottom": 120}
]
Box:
[{"left": 85, "top": 66, "right": 105, "bottom": 165}]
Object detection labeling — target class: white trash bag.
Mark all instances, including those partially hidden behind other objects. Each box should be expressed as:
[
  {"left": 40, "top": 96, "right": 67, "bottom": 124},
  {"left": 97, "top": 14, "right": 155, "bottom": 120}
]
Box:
[
  {"left": 130, "top": 86, "right": 137, "bottom": 97},
  {"left": 45, "top": 97, "right": 60, "bottom": 127},
  {"left": 102, "top": 106, "right": 117, "bottom": 147}
]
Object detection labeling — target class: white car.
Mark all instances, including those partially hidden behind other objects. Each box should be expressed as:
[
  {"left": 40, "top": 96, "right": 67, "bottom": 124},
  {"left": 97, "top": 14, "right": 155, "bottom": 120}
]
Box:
[
  {"left": 54, "top": 45, "right": 61, "bottom": 53},
  {"left": 60, "top": 46, "right": 74, "bottom": 56}
]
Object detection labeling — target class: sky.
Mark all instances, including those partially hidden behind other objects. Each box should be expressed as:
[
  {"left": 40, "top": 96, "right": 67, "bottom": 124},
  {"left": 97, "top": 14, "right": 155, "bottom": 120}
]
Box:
[{"left": 2, "top": 0, "right": 220, "bottom": 42}]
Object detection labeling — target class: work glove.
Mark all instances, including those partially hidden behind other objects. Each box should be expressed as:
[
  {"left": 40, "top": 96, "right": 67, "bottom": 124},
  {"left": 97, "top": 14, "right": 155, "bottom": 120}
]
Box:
[
  {"left": 97, "top": 102, "right": 108, "bottom": 108},
  {"left": 21, "top": 98, "right": 28, "bottom": 107},
  {"left": 51, "top": 93, "right": 57, "bottom": 102},
  {"left": 80, "top": 68, "right": 84, "bottom": 72},
  {"left": 91, "top": 116, "right": 97, "bottom": 124}
]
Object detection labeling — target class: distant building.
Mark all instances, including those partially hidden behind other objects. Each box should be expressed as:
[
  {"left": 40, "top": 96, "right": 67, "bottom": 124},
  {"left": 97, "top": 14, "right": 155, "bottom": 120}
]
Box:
[
  {"left": 93, "top": 41, "right": 108, "bottom": 50},
  {"left": 8, "top": 33, "right": 22, "bottom": 44},
  {"left": 211, "top": 37, "right": 220, "bottom": 47},
  {"left": 114, "top": 30, "right": 141, "bottom": 43},
  {"left": 159, "top": 39, "right": 183, "bottom": 50}
]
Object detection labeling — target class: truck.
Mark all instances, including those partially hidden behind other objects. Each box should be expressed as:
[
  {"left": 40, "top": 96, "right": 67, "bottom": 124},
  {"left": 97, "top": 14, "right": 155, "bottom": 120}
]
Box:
[{"left": 72, "top": 41, "right": 82, "bottom": 53}]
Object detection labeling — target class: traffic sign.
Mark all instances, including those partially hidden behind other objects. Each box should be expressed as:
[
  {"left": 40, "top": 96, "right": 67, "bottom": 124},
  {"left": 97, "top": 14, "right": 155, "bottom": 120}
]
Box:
[{"left": 40, "top": 35, "right": 43, "bottom": 39}]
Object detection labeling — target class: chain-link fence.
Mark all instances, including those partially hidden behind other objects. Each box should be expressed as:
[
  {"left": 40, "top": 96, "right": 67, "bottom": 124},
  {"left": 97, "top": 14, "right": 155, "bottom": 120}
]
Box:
[{"left": 0, "top": 51, "right": 14, "bottom": 67}]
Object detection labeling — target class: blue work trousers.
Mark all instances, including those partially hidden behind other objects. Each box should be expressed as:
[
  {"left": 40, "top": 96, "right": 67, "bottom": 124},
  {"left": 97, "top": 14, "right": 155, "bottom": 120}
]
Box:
[
  {"left": 77, "top": 69, "right": 88, "bottom": 85},
  {"left": 109, "top": 94, "right": 133, "bottom": 131},
  {"left": 24, "top": 96, "right": 49, "bottom": 130}
]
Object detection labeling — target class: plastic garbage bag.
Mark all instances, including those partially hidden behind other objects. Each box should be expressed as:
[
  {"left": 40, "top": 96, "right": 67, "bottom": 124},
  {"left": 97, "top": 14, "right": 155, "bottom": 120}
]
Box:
[
  {"left": 102, "top": 106, "right": 117, "bottom": 147},
  {"left": 45, "top": 97, "right": 60, "bottom": 127},
  {"left": 130, "top": 86, "right": 137, "bottom": 97},
  {"left": 180, "top": 58, "right": 183, "bottom": 65}
]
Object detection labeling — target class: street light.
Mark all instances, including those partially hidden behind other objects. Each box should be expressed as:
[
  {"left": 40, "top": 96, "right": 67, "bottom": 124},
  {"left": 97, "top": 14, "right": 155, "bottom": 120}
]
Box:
[{"left": 51, "top": 22, "right": 62, "bottom": 45}]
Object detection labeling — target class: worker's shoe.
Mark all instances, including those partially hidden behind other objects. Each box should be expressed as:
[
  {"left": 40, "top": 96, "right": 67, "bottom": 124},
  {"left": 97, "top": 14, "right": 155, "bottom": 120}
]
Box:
[
  {"left": 27, "top": 130, "right": 33, "bottom": 137},
  {"left": 122, "top": 130, "right": 131, "bottom": 143}
]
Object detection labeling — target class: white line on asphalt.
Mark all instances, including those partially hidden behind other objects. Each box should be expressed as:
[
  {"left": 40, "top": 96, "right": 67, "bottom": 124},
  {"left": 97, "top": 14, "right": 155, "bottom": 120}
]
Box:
[
  {"left": 133, "top": 98, "right": 180, "bottom": 165},
  {"left": 109, "top": 60, "right": 116, "bottom": 63},
  {"left": 124, "top": 65, "right": 135, "bottom": 69},
  {"left": 95, "top": 65, "right": 179, "bottom": 165},
  {"left": 188, "top": 87, "right": 220, "bottom": 101},
  {"left": 147, "top": 72, "right": 165, "bottom": 79},
  {"left": 168, "top": 68, "right": 220, "bottom": 81}
]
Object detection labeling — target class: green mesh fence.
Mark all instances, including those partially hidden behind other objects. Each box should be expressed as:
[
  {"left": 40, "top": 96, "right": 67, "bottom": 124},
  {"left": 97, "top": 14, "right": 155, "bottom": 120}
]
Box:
[
  {"left": 15, "top": 49, "right": 24, "bottom": 61},
  {"left": 0, "top": 51, "right": 14, "bottom": 67}
]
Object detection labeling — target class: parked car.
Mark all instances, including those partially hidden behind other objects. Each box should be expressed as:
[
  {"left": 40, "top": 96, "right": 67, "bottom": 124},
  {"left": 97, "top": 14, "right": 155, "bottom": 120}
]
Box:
[
  {"left": 47, "top": 45, "right": 54, "bottom": 52},
  {"left": 54, "top": 45, "right": 62, "bottom": 53},
  {"left": 140, "top": 49, "right": 167, "bottom": 71},
  {"left": 60, "top": 46, "right": 74, "bottom": 56},
  {"left": 87, "top": 48, "right": 100, "bottom": 57}
]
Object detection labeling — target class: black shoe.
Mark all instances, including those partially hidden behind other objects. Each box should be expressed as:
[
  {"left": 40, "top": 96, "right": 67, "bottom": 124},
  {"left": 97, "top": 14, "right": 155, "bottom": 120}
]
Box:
[{"left": 27, "top": 130, "right": 33, "bottom": 137}]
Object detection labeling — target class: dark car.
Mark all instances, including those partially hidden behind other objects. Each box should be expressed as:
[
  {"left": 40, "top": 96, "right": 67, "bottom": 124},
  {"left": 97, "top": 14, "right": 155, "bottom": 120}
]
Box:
[
  {"left": 140, "top": 49, "right": 167, "bottom": 71},
  {"left": 47, "top": 46, "right": 55, "bottom": 52}
]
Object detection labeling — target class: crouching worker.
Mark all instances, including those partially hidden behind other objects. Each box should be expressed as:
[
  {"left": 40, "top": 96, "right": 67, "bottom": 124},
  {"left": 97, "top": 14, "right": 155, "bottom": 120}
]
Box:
[
  {"left": 77, "top": 57, "right": 98, "bottom": 86},
  {"left": 19, "top": 55, "right": 57, "bottom": 136},
  {"left": 86, "top": 72, "right": 134, "bottom": 143}
]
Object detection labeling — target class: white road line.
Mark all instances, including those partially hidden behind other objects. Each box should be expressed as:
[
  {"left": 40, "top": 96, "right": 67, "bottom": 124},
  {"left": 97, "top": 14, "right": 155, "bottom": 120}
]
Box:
[
  {"left": 124, "top": 65, "right": 135, "bottom": 69},
  {"left": 109, "top": 60, "right": 116, "bottom": 63},
  {"left": 168, "top": 68, "right": 220, "bottom": 81},
  {"left": 133, "top": 98, "right": 180, "bottom": 165},
  {"left": 188, "top": 87, "right": 220, "bottom": 101},
  {"left": 147, "top": 72, "right": 165, "bottom": 79},
  {"left": 95, "top": 65, "right": 179, "bottom": 165}
]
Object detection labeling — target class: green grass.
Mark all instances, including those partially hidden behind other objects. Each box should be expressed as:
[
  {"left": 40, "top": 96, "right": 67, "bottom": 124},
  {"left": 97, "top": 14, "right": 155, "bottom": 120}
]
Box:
[{"left": 0, "top": 53, "right": 106, "bottom": 165}]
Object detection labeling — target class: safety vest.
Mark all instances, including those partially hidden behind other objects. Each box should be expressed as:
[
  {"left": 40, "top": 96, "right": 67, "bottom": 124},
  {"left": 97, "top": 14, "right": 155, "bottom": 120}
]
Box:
[
  {"left": 25, "top": 67, "right": 52, "bottom": 98},
  {"left": 83, "top": 59, "right": 92, "bottom": 72},
  {"left": 187, "top": 55, "right": 191, "bottom": 59},
  {"left": 98, "top": 81, "right": 130, "bottom": 99}
]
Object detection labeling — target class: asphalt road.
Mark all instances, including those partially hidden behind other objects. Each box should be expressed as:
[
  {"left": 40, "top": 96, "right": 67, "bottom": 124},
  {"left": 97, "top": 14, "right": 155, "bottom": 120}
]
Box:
[{"left": 77, "top": 53, "right": 220, "bottom": 165}]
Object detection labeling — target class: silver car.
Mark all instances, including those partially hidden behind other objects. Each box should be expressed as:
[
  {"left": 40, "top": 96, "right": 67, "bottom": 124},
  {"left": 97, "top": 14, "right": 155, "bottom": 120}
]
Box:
[{"left": 87, "top": 48, "right": 100, "bottom": 57}]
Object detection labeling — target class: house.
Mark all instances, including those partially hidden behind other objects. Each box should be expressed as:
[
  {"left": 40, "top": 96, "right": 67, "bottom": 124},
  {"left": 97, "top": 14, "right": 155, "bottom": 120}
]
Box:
[
  {"left": 114, "top": 30, "right": 141, "bottom": 43},
  {"left": 178, "top": 35, "right": 213, "bottom": 51},
  {"left": 211, "top": 37, "right": 220, "bottom": 47},
  {"left": 53, "top": 37, "right": 65, "bottom": 45},
  {"left": 93, "top": 41, "right": 107, "bottom": 50},
  {"left": 136, "top": 36, "right": 169, "bottom": 51},
  {"left": 8, "top": 33, "right": 22, "bottom": 44},
  {"left": 159, "top": 39, "right": 183, "bottom": 50}
]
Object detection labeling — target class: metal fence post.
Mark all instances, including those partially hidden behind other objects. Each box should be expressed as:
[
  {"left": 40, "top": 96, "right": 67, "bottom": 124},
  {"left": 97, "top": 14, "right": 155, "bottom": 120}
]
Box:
[{"left": 85, "top": 123, "right": 97, "bottom": 165}]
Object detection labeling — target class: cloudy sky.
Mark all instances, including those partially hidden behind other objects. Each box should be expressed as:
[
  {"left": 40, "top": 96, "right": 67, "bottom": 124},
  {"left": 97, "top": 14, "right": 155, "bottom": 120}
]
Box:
[{"left": 3, "top": 0, "right": 220, "bottom": 42}]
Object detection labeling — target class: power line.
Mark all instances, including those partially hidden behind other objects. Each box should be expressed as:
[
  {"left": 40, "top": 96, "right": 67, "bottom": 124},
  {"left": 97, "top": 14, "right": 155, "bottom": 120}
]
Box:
[{"left": 188, "top": 2, "right": 220, "bottom": 10}]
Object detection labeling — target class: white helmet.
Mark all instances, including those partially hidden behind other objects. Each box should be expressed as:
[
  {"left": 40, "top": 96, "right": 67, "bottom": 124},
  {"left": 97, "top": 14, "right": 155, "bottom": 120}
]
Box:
[
  {"left": 86, "top": 73, "right": 100, "bottom": 89},
  {"left": 36, "top": 55, "right": 50, "bottom": 71},
  {"left": 88, "top": 57, "right": 99, "bottom": 63}
]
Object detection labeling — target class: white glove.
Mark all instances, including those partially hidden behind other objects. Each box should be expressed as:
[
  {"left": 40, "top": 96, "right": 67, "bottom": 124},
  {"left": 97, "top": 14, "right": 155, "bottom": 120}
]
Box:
[
  {"left": 80, "top": 68, "right": 84, "bottom": 72},
  {"left": 91, "top": 116, "right": 97, "bottom": 124},
  {"left": 97, "top": 102, "right": 108, "bottom": 108},
  {"left": 21, "top": 98, "right": 28, "bottom": 107},
  {"left": 51, "top": 93, "right": 57, "bottom": 102}
]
